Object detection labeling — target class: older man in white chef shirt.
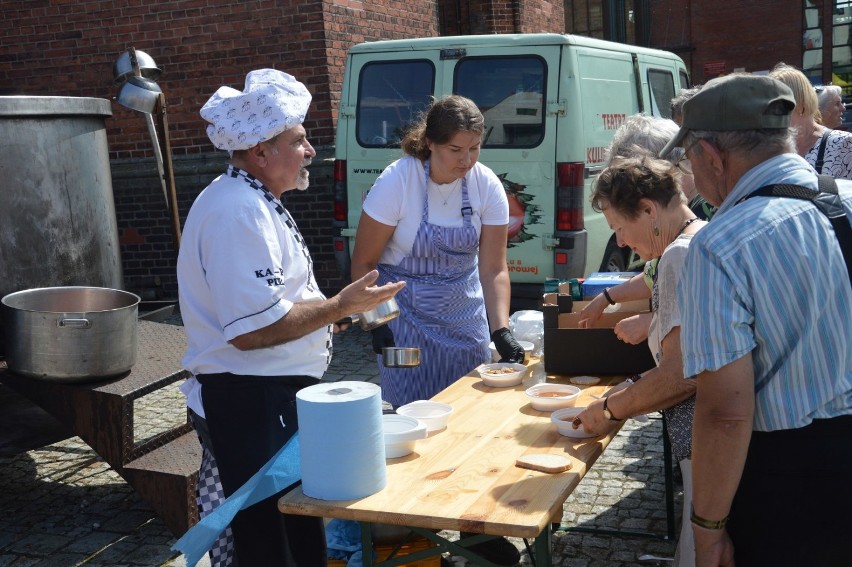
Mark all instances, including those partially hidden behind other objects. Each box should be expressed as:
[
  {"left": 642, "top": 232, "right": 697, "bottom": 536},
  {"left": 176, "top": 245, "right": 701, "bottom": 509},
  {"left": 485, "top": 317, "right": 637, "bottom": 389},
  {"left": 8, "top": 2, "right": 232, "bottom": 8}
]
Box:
[{"left": 178, "top": 69, "right": 404, "bottom": 567}]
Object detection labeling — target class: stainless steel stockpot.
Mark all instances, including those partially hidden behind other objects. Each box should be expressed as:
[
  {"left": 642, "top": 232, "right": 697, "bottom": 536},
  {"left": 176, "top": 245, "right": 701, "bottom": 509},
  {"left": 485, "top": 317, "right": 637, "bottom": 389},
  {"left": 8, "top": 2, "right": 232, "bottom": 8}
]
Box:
[{"left": 1, "top": 286, "right": 140, "bottom": 381}]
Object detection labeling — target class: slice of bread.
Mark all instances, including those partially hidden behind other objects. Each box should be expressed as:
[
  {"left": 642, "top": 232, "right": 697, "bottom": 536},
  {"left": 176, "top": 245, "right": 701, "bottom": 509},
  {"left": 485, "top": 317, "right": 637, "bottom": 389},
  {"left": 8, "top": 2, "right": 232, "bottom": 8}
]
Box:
[
  {"left": 515, "top": 453, "right": 572, "bottom": 474},
  {"left": 569, "top": 375, "right": 600, "bottom": 386}
]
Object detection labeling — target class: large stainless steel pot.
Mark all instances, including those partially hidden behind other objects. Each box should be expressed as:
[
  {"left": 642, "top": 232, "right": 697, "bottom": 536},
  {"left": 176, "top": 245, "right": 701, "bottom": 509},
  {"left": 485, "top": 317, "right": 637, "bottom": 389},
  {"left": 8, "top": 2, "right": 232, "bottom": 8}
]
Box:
[
  {"left": 0, "top": 97, "right": 123, "bottom": 357},
  {"left": 1, "top": 287, "right": 141, "bottom": 382}
]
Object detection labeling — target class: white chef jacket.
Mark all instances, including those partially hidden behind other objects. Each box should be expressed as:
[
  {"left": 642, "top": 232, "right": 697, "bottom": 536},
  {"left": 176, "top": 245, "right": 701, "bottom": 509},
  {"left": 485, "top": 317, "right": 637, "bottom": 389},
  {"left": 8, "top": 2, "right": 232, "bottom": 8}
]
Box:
[{"left": 177, "top": 170, "right": 332, "bottom": 416}]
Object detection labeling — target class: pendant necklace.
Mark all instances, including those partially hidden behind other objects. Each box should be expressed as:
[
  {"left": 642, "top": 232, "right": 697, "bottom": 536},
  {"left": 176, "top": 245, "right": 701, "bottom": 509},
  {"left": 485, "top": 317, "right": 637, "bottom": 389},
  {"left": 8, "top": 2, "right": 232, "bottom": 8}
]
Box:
[{"left": 433, "top": 178, "right": 460, "bottom": 206}]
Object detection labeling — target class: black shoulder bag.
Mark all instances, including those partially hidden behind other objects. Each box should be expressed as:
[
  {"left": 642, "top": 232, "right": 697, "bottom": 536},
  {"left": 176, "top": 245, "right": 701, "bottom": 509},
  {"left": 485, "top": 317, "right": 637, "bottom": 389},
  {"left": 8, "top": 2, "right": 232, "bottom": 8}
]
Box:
[{"left": 742, "top": 174, "right": 852, "bottom": 285}]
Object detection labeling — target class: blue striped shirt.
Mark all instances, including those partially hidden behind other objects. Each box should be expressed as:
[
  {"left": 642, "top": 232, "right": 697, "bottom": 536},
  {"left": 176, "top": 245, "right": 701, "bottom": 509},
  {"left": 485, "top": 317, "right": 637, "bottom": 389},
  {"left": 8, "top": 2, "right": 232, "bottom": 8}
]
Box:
[{"left": 678, "top": 153, "right": 852, "bottom": 431}]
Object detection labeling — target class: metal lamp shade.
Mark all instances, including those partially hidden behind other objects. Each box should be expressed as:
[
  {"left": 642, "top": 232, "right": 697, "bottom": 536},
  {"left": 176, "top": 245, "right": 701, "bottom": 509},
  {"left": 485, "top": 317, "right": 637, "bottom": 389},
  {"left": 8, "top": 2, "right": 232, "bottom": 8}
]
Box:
[{"left": 113, "top": 49, "right": 162, "bottom": 85}]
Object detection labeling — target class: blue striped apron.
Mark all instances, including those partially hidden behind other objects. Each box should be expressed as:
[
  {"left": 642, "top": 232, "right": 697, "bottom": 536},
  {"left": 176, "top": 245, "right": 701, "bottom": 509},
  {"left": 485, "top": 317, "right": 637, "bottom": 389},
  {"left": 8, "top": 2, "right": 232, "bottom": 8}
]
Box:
[{"left": 377, "top": 160, "right": 490, "bottom": 407}]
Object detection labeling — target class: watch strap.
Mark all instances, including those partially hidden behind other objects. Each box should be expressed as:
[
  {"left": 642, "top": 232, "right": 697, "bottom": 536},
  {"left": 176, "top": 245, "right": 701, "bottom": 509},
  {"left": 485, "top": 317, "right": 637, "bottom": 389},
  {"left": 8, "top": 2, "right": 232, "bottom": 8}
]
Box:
[{"left": 603, "top": 396, "right": 622, "bottom": 421}]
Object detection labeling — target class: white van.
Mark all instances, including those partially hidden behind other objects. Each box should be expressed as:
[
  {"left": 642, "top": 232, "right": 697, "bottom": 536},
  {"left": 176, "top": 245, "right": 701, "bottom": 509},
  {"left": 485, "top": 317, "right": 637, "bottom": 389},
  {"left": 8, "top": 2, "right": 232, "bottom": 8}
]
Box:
[{"left": 332, "top": 33, "right": 689, "bottom": 307}]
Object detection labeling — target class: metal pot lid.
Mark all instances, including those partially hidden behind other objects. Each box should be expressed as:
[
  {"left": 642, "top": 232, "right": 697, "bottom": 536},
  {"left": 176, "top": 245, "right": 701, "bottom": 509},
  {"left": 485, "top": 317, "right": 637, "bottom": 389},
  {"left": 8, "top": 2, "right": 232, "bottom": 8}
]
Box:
[{"left": 0, "top": 96, "right": 112, "bottom": 118}]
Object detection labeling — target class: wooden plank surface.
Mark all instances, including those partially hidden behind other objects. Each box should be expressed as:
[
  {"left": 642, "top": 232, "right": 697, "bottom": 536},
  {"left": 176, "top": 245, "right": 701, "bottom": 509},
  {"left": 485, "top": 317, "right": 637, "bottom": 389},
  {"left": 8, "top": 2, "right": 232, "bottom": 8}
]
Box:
[{"left": 279, "top": 361, "right": 624, "bottom": 538}]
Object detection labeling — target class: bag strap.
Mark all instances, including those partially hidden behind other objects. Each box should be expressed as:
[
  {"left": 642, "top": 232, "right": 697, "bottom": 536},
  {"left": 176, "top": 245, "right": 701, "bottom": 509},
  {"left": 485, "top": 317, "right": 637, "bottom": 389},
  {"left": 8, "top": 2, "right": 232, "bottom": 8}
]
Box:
[
  {"left": 814, "top": 129, "right": 831, "bottom": 174},
  {"left": 744, "top": 175, "right": 852, "bottom": 285}
]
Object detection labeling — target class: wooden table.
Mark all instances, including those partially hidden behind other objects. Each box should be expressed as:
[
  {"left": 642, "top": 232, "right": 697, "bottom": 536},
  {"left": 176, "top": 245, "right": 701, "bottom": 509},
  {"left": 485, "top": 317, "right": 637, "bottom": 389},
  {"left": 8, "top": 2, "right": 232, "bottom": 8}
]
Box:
[{"left": 279, "top": 361, "right": 626, "bottom": 566}]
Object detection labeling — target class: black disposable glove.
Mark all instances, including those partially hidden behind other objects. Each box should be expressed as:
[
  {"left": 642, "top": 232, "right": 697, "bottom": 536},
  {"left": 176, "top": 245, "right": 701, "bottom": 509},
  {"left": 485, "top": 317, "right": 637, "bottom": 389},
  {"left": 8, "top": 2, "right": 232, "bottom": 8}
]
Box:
[
  {"left": 371, "top": 324, "right": 395, "bottom": 355},
  {"left": 491, "top": 327, "right": 525, "bottom": 363}
]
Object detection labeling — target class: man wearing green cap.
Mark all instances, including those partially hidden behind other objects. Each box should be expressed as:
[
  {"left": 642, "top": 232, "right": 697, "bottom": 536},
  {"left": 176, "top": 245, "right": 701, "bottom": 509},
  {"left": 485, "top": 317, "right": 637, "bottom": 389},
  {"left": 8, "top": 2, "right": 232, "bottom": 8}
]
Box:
[{"left": 661, "top": 73, "right": 852, "bottom": 566}]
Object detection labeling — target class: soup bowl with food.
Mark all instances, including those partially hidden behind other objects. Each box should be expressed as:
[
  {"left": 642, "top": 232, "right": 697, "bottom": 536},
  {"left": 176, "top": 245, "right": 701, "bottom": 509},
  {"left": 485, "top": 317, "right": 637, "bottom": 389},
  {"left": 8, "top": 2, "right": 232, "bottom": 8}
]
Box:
[
  {"left": 525, "top": 383, "right": 581, "bottom": 411},
  {"left": 477, "top": 362, "right": 527, "bottom": 387}
]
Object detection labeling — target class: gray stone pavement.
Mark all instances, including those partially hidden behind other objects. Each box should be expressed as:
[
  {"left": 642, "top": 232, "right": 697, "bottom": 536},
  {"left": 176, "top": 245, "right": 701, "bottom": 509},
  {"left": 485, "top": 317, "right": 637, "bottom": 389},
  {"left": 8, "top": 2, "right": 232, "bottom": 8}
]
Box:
[{"left": 0, "top": 323, "right": 679, "bottom": 566}]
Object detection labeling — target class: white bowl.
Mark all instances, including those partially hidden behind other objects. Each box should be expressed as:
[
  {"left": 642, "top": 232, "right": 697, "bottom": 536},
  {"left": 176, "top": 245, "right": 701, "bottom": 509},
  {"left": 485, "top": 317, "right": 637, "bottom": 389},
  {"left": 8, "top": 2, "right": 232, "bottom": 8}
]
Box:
[
  {"left": 525, "top": 383, "right": 581, "bottom": 411},
  {"left": 477, "top": 362, "right": 527, "bottom": 387},
  {"left": 383, "top": 414, "right": 427, "bottom": 458},
  {"left": 488, "top": 340, "right": 534, "bottom": 363},
  {"left": 396, "top": 401, "right": 454, "bottom": 432},
  {"left": 551, "top": 407, "right": 598, "bottom": 439}
]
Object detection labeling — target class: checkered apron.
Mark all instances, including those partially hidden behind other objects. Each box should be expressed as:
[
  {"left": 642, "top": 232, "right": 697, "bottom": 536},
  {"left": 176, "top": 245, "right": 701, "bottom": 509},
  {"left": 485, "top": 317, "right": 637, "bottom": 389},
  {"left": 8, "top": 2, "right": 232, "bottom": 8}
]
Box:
[
  {"left": 377, "top": 160, "right": 490, "bottom": 406},
  {"left": 190, "top": 414, "right": 235, "bottom": 566}
]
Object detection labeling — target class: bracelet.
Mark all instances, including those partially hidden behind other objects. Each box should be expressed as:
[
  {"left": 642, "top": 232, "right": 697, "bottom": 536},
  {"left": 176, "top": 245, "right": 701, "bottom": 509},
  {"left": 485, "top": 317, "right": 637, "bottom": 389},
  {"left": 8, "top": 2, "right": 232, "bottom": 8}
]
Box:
[
  {"left": 603, "top": 288, "right": 616, "bottom": 305},
  {"left": 690, "top": 507, "right": 729, "bottom": 530}
]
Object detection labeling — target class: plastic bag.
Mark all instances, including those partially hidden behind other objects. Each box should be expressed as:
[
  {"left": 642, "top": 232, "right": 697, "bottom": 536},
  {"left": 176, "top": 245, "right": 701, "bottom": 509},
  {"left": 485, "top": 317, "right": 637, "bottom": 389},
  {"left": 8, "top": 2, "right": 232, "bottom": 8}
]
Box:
[{"left": 509, "top": 310, "right": 544, "bottom": 357}]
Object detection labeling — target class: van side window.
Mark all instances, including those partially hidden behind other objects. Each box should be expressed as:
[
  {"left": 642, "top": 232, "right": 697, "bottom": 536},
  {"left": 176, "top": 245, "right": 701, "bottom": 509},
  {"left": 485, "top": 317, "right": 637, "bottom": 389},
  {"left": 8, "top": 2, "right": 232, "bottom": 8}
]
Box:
[
  {"left": 679, "top": 70, "right": 690, "bottom": 89},
  {"left": 647, "top": 69, "right": 676, "bottom": 119},
  {"left": 357, "top": 60, "right": 435, "bottom": 147},
  {"left": 454, "top": 56, "right": 546, "bottom": 148}
]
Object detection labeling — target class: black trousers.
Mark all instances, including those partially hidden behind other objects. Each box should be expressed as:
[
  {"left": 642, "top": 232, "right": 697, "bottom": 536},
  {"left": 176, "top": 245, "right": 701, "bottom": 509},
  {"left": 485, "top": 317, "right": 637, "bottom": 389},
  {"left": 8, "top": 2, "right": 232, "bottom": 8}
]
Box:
[
  {"left": 197, "top": 373, "right": 327, "bottom": 567},
  {"left": 727, "top": 414, "right": 852, "bottom": 566}
]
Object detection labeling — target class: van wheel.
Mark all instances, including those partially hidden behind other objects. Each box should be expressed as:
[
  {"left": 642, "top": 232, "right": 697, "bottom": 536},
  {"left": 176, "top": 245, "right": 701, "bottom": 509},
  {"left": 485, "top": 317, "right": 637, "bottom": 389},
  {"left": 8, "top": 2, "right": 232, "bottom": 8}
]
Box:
[{"left": 599, "top": 240, "right": 631, "bottom": 272}]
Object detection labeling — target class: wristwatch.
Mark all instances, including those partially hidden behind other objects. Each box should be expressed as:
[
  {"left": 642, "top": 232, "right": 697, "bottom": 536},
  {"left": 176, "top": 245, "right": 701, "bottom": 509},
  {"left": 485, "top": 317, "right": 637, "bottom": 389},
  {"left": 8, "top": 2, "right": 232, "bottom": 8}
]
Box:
[{"left": 602, "top": 396, "right": 622, "bottom": 421}]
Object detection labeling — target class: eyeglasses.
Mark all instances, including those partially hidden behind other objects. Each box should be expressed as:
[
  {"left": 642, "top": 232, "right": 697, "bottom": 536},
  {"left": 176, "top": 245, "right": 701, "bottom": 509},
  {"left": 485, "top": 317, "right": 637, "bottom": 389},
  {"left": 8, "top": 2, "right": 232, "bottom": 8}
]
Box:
[
  {"left": 673, "top": 140, "right": 701, "bottom": 175},
  {"left": 675, "top": 153, "right": 692, "bottom": 175}
]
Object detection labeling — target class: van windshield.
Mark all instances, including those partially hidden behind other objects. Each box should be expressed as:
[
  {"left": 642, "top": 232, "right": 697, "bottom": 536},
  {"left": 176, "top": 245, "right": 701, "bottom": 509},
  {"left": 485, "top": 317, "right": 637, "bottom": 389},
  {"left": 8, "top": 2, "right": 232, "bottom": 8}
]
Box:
[
  {"left": 357, "top": 60, "right": 435, "bottom": 147},
  {"left": 455, "top": 56, "right": 546, "bottom": 148}
]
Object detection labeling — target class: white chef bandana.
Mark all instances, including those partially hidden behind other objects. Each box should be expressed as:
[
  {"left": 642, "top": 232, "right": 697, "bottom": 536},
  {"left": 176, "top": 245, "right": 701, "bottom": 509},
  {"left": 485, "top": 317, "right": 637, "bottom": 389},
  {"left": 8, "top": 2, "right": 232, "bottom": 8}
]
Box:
[{"left": 200, "top": 69, "right": 311, "bottom": 151}]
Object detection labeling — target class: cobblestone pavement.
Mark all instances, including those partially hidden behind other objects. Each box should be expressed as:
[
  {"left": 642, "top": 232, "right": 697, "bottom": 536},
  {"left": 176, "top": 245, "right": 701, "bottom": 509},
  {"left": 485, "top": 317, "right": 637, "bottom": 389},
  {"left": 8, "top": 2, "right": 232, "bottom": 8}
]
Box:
[{"left": 0, "top": 323, "right": 680, "bottom": 566}]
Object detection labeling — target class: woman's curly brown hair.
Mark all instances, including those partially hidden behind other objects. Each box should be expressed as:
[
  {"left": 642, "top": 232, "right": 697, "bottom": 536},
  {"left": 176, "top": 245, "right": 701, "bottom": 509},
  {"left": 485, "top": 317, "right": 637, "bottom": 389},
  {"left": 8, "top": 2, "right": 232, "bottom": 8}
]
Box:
[{"left": 591, "top": 156, "right": 681, "bottom": 220}]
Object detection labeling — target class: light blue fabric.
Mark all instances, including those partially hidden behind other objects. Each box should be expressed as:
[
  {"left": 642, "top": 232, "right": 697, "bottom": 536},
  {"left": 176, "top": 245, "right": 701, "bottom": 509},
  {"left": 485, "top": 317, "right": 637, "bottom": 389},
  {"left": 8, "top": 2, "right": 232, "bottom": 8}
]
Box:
[
  {"left": 171, "top": 434, "right": 302, "bottom": 567},
  {"left": 679, "top": 153, "right": 852, "bottom": 431},
  {"left": 326, "top": 519, "right": 365, "bottom": 567}
]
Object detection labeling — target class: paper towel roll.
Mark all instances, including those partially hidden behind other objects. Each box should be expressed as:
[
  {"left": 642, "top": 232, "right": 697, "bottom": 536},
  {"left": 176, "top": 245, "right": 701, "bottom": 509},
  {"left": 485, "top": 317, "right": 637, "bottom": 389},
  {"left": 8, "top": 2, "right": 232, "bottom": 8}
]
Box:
[{"left": 296, "top": 381, "right": 386, "bottom": 500}]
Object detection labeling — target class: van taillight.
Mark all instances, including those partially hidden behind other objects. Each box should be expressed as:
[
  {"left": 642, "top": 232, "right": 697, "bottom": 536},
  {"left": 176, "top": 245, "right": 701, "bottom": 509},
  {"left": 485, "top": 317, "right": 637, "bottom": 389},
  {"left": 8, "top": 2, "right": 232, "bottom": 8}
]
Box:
[
  {"left": 333, "top": 160, "right": 347, "bottom": 222},
  {"left": 556, "top": 162, "right": 585, "bottom": 231}
]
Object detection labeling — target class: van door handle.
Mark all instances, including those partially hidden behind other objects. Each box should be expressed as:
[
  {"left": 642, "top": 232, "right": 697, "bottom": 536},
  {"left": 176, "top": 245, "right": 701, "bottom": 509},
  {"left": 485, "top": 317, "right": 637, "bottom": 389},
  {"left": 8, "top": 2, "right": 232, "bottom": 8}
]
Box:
[
  {"left": 341, "top": 228, "right": 357, "bottom": 237},
  {"left": 547, "top": 100, "right": 566, "bottom": 117}
]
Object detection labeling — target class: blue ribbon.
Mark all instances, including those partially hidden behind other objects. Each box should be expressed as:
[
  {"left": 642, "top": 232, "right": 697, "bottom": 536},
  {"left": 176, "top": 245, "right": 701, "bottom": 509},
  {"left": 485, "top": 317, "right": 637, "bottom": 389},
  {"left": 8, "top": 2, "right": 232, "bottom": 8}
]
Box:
[{"left": 171, "top": 434, "right": 302, "bottom": 567}]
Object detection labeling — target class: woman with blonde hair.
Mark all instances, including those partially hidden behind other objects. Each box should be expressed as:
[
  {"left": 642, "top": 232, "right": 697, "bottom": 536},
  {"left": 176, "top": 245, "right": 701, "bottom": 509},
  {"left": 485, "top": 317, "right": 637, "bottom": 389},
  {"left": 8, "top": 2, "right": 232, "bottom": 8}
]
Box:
[{"left": 769, "top": 63, "right": 852, "bottom": 179}]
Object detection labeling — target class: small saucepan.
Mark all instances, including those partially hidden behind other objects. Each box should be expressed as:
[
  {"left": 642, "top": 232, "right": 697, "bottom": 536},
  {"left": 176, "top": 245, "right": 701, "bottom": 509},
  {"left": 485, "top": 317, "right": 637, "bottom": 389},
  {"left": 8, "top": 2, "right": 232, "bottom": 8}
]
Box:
[
  {"left": 352, "top": 297, "right": 400, "bottom": 331},
  {"left": 382, "top": 347, "right": 420, "bottom": 368}
]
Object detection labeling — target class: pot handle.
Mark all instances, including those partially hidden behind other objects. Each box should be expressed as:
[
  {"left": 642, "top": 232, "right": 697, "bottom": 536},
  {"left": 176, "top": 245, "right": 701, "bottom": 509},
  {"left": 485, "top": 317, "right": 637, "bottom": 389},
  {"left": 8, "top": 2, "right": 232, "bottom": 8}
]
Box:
[{"left": 59, "top": 318, "right": 92, "bottom": 329}]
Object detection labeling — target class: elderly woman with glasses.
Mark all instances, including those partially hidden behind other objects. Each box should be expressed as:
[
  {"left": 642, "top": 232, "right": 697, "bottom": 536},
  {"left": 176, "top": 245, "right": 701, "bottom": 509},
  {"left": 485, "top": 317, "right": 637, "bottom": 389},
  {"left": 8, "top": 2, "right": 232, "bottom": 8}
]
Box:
[{"left": 769, "top": 63, "right": 852, "bottom": 179}]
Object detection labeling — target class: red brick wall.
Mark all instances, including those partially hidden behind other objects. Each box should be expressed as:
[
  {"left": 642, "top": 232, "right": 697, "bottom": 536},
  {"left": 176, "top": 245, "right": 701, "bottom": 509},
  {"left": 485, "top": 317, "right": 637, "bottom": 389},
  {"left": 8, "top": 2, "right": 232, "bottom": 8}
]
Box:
[
  {"left": 0, "top": 0, "right": 438, "bottom": 160},
  {"left": 516, "top": 0, "right": 564, "bottom": 33},
  {"left": 0, "top": 0, "right": 439, "bottom": 299},
  {"left": 648, "top": 0, "right": 802, "bottom": 84},
  {"left": 442, "top": 0, "right": 563, "bottom": 35}
]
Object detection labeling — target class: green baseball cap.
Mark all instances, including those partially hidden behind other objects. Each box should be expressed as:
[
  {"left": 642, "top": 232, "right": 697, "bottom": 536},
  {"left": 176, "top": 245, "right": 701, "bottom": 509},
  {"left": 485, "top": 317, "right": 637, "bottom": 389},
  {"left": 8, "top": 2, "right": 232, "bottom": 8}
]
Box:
[{"left": 660, "top": 74, "right": 795, "bottom": 158}]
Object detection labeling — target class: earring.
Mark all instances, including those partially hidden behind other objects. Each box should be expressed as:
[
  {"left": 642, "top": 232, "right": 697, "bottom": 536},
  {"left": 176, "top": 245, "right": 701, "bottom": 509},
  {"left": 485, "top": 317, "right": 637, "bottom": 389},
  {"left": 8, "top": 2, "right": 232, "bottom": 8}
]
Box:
[{"left": 653, "top": 222, "right": 660, "bottom": 237}]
